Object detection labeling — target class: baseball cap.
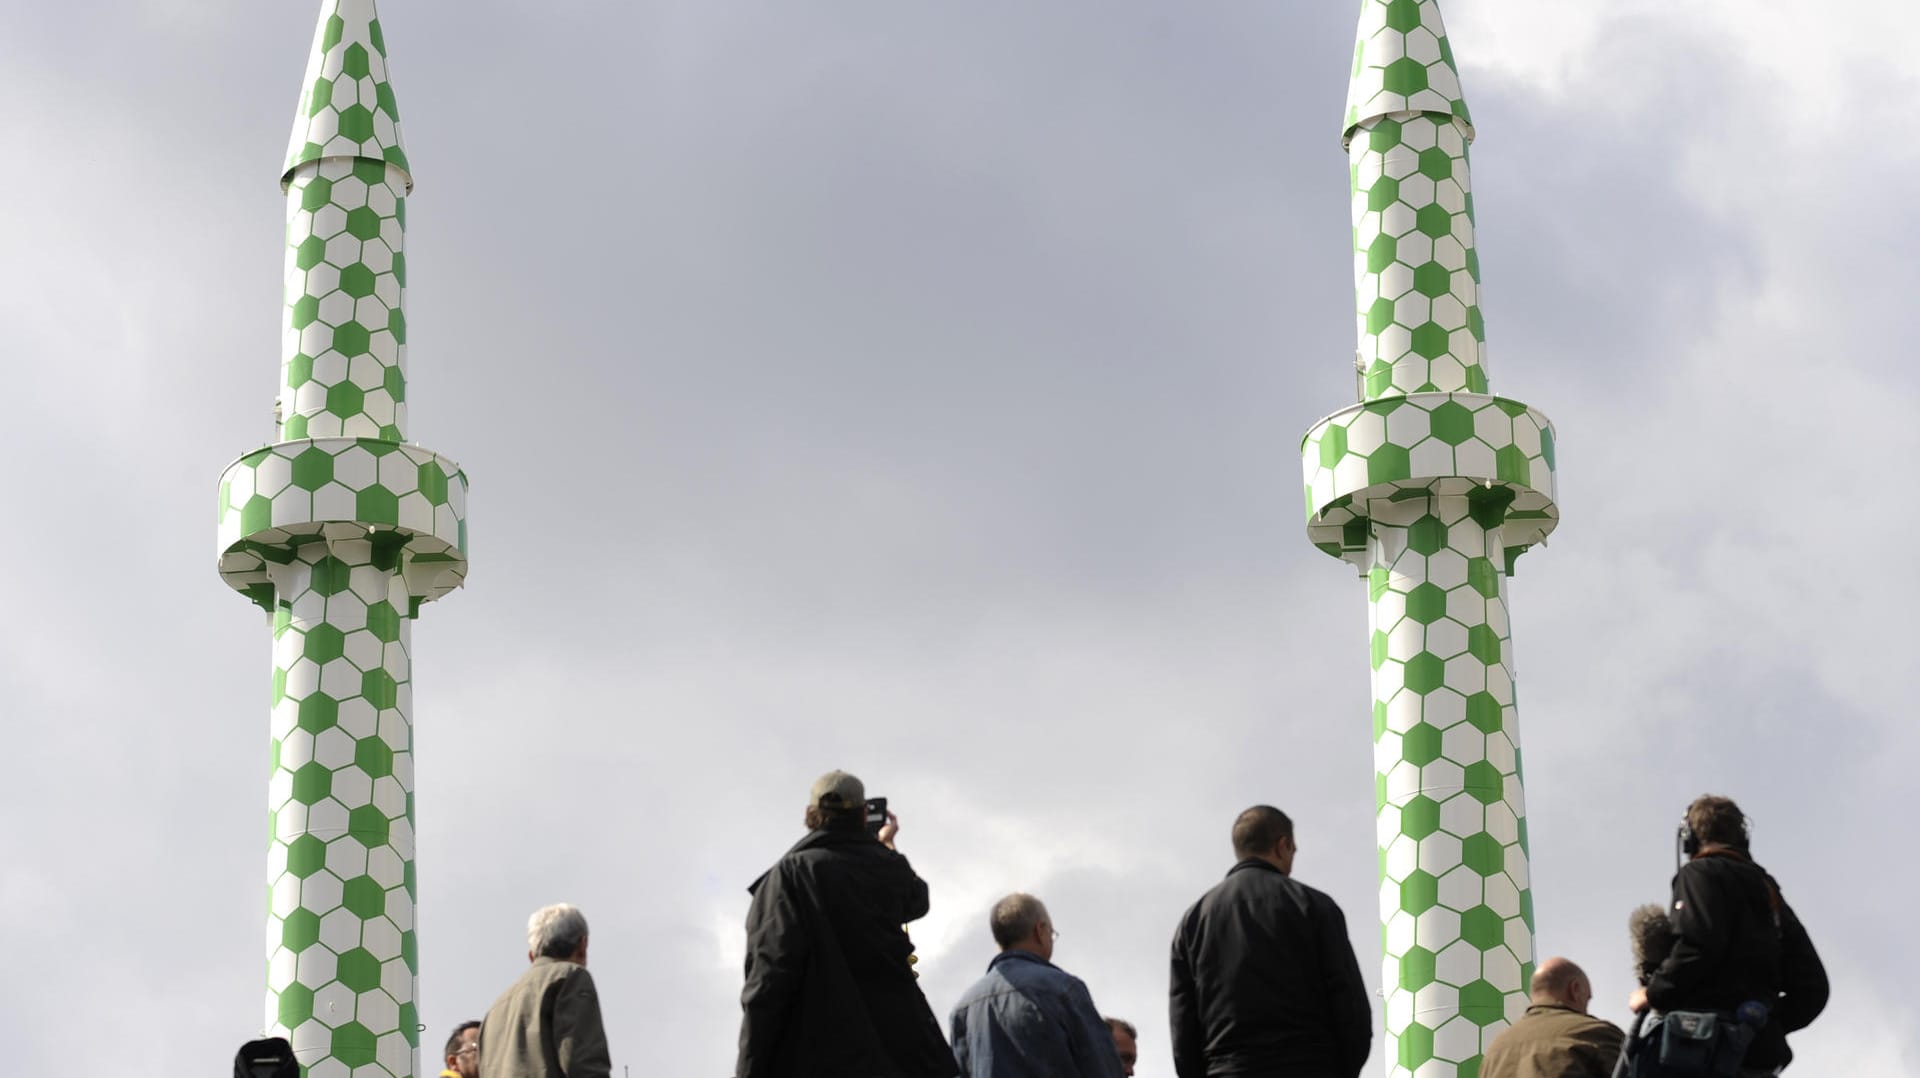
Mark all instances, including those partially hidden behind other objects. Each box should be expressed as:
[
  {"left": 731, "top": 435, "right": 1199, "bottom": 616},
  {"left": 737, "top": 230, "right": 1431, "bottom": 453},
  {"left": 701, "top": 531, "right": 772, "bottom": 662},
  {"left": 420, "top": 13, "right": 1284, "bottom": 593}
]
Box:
[{"left": 810, "top": 770, "right": 865, "bottom": 809}]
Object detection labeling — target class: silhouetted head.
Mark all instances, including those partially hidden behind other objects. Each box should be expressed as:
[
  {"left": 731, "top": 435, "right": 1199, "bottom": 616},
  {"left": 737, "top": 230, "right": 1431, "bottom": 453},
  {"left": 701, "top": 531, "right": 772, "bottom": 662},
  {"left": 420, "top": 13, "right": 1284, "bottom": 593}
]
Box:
[
  {"left": 527, "top": 903, "right": 589, "bottom": 965},
  {"left": 442, "top": 1020, "right": 480, "bottom": 1078},
  {"left": 1530, "top": 956, "right": 1593, "bottom": 1013},
  {"left": 989, "top": 892, "right": 1056, "bottom": 963},
  {"left": 1683, "top": 794, "right": 1750, "bottom": 854},
  {"left": 1105, "top": 1018, "right": 1138, "bottom": 1076},
  {"left": 1232, "top": 805, "right": 1297, "bottom": 875},
  {"left": 804, "top": 769, "right": 866, "bottom": 832}
]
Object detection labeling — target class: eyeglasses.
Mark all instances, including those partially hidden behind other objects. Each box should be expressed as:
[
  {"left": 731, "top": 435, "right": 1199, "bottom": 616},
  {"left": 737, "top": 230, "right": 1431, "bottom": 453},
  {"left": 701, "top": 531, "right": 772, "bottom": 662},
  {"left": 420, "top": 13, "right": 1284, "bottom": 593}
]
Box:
[{"left": 456, "top": 1046, "right": 478, "bottom": 1057}]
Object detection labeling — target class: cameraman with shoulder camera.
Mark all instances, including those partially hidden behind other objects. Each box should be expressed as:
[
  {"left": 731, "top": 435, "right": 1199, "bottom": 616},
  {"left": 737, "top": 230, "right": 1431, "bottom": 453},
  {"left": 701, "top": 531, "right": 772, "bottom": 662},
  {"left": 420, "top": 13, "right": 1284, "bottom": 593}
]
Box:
[
  {"left": 1627, "top": 795, "right": 1828, "bottom": 1075},
  {"left": 736, "top": 770, "right": 957, "bottom": 1078}
]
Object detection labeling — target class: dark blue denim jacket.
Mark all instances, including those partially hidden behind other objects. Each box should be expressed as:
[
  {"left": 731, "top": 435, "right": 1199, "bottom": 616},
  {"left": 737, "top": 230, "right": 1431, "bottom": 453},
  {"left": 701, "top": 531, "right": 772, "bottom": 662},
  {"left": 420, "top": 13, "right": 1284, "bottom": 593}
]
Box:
[{"left": 949, "top": 950, "right": 1122, "bottom": 1078}]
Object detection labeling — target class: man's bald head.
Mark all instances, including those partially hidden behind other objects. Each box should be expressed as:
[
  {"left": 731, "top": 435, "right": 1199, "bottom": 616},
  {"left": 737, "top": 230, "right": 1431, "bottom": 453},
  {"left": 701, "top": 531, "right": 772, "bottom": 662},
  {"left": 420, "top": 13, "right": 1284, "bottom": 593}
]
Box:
[{"left": 1530, "top": 957, "right": 1593, "bottom": 1013}]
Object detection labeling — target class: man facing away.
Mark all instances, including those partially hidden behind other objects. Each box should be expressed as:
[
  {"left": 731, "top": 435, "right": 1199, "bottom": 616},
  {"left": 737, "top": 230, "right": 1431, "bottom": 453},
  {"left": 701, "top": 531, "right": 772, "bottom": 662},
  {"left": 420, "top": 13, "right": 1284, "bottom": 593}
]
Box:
[
  {"left": 736, "top": 770, "right": 956, "bottom": 1078},
  {"left": 1169, "top": 806, "right": 1370, "bottom": 1078},
  {"left": 949, "top": 893, "right": 1124, "bottom": 1078},
  {"left": 440, "top": 1020, "right": 480, "bottom": 1078},
  {"left": 478, "top": 903, "right": 612, "bottom": 1078},
  {"left": 1105, "top": 1018, "right": 1138, "bottom": 1077},
  {"left": 1478, "top": 957, "right": 1622, "bottom": 1078},
  {"left": 1628, "top": 795, "right": 1827, "bottom": 1075}
]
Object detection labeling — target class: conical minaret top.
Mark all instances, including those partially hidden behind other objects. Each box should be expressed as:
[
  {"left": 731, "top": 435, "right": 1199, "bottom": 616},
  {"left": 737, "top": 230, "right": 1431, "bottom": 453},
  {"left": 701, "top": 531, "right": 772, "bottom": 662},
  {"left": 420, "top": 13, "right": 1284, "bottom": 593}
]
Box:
[
  {"left": 275, "top": 0, "right": 415, "bottom": 444},
  {"left": 1342, "top": 0, "right": 1488, "bottom": 400},
  {"left": 285, "top": 0, "right": 411, "bottom": 189},
  {"left": 1344, "top": 0, "right": 1472, "bottom": 148}
]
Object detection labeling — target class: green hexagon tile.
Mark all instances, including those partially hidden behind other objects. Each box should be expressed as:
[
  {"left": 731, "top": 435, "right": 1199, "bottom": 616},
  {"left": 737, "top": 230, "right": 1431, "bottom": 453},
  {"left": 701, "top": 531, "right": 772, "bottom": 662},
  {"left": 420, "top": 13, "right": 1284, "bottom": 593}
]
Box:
[
  {"left": 1303, "top": 3, "right": 1560, "bottom": 1076},
  {"left": 219, "top": 4, "right": 465, "bottom": 1077}
]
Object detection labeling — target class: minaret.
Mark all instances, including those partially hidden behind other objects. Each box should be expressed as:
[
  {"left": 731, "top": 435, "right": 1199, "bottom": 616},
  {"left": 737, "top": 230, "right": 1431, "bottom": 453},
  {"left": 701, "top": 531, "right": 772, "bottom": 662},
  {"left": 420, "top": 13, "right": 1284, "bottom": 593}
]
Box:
[
  {"left": 1300, "top": 2, "right": 1559, "bottom": 1075},
  {"left": 217, "top": 3, "right": 468, "bottom": 1075}
]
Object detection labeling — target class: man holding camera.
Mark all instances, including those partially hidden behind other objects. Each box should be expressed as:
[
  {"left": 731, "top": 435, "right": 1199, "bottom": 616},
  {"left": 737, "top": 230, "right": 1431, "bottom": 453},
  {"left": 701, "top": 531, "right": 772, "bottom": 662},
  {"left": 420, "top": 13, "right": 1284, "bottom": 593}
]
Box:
[
  {"left": 1628, "top": 795, "right": 1828, "bottom": 1075},
  {"left": 736, "top": 770, "right": 957, "bottom": 1078}
]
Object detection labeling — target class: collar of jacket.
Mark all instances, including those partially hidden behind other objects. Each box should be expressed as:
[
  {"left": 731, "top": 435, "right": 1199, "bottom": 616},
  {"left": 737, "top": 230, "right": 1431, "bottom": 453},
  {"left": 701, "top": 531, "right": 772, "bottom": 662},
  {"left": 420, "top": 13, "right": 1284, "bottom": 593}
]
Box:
[
  {"left": 746, "top": 827, "right": 880, "bottom": 894},
  {"left": 1692, "top": 847, "right": 1783, "bottom": 915},
  {"left": 1226, "top": 856, "right": 1286, "bottom": 879},
  {"left": 987, "top": 949, "right": 1055, "bottom": 974},
  {"left": 786, "top": 827, "right": 878, "bottom": 856}
]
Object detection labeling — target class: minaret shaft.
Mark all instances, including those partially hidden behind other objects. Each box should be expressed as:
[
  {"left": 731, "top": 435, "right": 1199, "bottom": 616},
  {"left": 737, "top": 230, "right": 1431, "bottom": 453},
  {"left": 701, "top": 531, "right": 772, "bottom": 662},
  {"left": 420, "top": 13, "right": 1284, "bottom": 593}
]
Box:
[
  {"left": 1348, "top": 113, "right": 1486, "bottom": 398},
  {"left": 1363, "top": 497, "right": 1532, "bottom": 1070},
  {"left": 280, "top": 158, "right": 409, "bottom": 442},
  {"left": 264, "top": 541, "right": 418, "bottom": 1073},
  {"left": 1302, "top": 4, "right": 1561, "bottom": 1076}
]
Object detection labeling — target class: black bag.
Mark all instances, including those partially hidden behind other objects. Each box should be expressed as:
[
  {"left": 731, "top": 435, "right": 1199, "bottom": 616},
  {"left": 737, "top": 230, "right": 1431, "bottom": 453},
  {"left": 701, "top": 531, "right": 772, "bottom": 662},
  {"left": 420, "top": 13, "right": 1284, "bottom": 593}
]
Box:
[
  {"left": 1620, "top": 1011, "right": 1757, "bottom": 1078},
  {"left": 233, "top": 1036, "right": 300, "bottom": 1078}
]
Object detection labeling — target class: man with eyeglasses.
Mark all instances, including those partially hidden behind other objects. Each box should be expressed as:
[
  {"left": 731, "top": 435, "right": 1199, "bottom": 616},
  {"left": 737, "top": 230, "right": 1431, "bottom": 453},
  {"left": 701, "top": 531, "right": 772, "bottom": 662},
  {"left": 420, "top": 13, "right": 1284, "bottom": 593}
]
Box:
[
  {"left": 949, "top": 893, "right": 1124, "bottom": 1077},
  {"left": 439, "top": 1020, "right": 480, "bottom": 1078}
]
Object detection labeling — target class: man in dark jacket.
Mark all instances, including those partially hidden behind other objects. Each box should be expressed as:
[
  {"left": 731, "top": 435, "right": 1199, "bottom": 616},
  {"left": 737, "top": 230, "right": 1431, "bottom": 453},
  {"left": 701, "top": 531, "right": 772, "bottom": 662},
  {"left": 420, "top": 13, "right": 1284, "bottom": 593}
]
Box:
[
  {"left": 1169, "top": 806, "right": 1370, "bottom": 1078},
  {"left": 1628, "top": 795, "right": 1828, "bottom": 1075},
  {"left": 737, "top": 770, "right": 957, "bottom": 1078},
  {"left": 949, "top": 893, "right": 1123, "bottom": 1078}
]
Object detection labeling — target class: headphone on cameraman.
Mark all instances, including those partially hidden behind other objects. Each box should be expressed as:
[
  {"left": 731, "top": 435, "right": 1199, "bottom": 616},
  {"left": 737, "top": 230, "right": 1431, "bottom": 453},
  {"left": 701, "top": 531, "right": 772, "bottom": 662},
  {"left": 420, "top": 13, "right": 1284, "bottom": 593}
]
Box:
[{"left": 1674, "top": 807, "right": 1752, "bottom": 864}]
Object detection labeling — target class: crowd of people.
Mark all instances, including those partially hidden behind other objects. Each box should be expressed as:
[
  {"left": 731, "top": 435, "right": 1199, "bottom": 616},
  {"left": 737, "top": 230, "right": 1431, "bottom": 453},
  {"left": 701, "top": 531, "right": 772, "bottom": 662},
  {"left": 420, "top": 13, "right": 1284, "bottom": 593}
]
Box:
[{"left": 407, "top": 778, "right": 1826, "bottom": 1078}]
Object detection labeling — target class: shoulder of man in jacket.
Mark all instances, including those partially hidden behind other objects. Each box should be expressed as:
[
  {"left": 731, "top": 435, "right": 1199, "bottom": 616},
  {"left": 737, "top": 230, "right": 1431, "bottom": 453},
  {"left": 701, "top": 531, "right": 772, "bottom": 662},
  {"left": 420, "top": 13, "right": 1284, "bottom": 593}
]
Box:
[{"left": 1481, "top": 1004, "right": 1623, "bottom": 1078}]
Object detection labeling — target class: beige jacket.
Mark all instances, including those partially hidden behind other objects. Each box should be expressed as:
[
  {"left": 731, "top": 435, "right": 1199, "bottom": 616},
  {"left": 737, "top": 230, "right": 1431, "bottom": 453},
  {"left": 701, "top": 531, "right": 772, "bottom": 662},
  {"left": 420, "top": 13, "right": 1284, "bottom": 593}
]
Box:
[
  {"left": 478, "top": 957, "right": 612, "bottom": 1078},
  {"left": 1479, "top": 1003, "right": 1624, "bottom": 1078}
]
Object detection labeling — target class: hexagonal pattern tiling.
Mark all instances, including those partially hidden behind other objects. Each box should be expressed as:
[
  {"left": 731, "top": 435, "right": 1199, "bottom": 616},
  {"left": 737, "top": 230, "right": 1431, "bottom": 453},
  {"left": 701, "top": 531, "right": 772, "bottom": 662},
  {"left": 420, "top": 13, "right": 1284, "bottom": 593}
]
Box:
[
  {"left": 281, "top": 157, "right": 410, "bottom": 442},
  {"left": 222, "top": 5, "right": 463, "bottom": 1078},
  {"left": 1349, "top": 113, "right": 1485, "bottom": 399},
  {"left": 1300, "top": 5, "right": 1564, "bottom": 1077},
  {"left": 1345, "top": 0, "right": 1482, "bottom": 401},
  {"left": 284, "top": 0, "right": 410, "bottom": 184},
  {"left": 1367, "top": 495, "right": 1534, "bottom": 1075},
  {"left": 263, "top": 539, "right": 418, "bottom": 1078}
]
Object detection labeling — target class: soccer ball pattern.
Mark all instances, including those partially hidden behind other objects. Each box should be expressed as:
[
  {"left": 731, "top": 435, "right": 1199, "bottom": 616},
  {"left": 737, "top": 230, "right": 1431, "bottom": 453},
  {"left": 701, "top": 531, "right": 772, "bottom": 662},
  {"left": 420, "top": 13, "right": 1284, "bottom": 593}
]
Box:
[
  {"left": 1344, "top": 0, "right": 1485, "bottom": 401},
  {"left": 263, "top": 540, "right": 419, "bottom": 1078},
  {"left": 280, "top": 156, "right": 410, "bottom": 443},
  {"left": 284, "top": 0, "right": 410, "bottom": 184},
  {"left": 220, "top": 5, "right": 464, "bottom": 1077},
  {"left": 1303, "top": 4, "right": 1563, "bottom": 1075}
]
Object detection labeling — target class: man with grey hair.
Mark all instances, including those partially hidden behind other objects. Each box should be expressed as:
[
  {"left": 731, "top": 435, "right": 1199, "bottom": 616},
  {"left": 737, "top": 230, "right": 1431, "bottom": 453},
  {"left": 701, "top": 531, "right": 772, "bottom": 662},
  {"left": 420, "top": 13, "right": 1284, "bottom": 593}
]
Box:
[
  {"left": 949, "top": 893, "right": 1124, "bottom": 1078},
  {"left": 477, "top": 903, "right": 612, "bottom": 1078},
  {"left": 1478, "top": 957, "right": 1623, "bottom": 1078}
]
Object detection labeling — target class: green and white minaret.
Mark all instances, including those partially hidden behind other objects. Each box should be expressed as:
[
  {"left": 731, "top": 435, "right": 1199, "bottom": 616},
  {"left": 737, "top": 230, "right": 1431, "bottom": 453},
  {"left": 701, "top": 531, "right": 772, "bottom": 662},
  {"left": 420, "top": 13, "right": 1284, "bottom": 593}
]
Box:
[
  {"left": 1300, "top": 2, "right": 1559, "bottom": 1075},
  {"left": 216, "top": 3, "right": 468, "bottom": 1075}
]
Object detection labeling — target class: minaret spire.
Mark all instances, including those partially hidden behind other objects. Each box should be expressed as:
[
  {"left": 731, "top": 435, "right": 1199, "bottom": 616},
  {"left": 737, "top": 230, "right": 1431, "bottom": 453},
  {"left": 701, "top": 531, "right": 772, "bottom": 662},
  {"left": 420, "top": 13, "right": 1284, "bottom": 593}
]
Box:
[
  {"left": 218, "top": 3, "right": 468, "bottom": 1075},
  {"left": 1300, "top": 2, "right": 1561, "bottom": 1075}
]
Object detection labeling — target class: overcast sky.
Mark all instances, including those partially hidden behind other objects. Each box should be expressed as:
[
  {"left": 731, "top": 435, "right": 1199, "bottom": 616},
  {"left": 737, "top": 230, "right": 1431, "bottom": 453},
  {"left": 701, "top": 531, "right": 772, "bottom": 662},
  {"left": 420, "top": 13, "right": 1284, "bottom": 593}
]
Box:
[{"left": 2, "top": 1, "right": 1915, "bottom": 1075}]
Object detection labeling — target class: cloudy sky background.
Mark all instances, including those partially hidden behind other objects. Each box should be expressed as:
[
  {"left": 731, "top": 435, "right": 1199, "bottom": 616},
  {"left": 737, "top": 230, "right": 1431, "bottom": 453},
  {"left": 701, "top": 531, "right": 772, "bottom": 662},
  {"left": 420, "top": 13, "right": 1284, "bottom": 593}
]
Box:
[{"left": 2, "top": 1, "right": 1915, "bottom": 1074}]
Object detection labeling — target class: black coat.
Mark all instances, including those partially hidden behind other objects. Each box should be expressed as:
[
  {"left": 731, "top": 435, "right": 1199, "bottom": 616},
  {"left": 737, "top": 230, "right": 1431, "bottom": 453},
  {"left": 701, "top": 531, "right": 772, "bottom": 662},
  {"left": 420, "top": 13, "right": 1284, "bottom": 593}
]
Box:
[
  {"left": 1644, "top": 849, "right": 1828, "bottom": 1072},
  {"left": 1169, "top": 859, "right": 1371, "bottom": 1078},
  {"left": 737, "top": 828, "right": 957, "bottom": 1078}
]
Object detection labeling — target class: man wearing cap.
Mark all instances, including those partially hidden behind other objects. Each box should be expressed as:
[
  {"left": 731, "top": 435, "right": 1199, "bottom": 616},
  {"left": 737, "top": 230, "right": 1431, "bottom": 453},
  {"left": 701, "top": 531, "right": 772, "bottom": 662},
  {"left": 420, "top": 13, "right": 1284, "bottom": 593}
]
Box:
[{"left": 736, "top": 770, "right": 957, "bottom": 1078}]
